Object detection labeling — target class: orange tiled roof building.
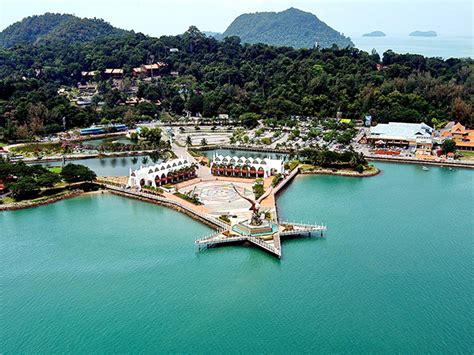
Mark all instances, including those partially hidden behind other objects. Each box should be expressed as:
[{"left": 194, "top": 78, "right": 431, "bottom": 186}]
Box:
[{"left": 441, "top": 123, "right": 474, "bottom": 151}]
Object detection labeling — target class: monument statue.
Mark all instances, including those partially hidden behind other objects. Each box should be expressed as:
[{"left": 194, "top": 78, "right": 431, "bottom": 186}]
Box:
[{"left": 232, "top": 184, "right": 263, "bottom": 226}]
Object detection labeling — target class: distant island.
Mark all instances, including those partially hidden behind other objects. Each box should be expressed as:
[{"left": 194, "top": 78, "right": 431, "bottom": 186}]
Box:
[
  {"left": 363, "top": 31, "right": 386, "bottom": 37},
  {"left": 409, "top": 31, "right": 437, "bottom": 37},
  {"left": 218, "top": 7, "right": 354, "bottom": 49}
]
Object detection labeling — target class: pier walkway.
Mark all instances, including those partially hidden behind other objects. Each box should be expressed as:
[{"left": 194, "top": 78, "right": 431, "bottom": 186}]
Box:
[
  {"left": 280, "top": 222, "right": 326, "bottom": 237},
  {"left": 195, "top": 231, "right": 282, "bottom": 257},
  {"left": 194, "top": 221, "right": 326, "bottom": 258},
  {"left": 100, "top": 162, "right": 326, "bottom": 259}
]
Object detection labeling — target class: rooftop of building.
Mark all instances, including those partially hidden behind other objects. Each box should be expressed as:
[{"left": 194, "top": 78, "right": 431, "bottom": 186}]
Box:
[
  {"left": 369, "top": 122, "right": 433, "bottom": 140},
  {"left": 131, "top": 158, "right": 191, "bottom": 175},
  {"left": 440, "top": 122, "right": 474, "bottom": 147},
  {"left": 212, "top": 154, "right": 283, "bottom": 165}
]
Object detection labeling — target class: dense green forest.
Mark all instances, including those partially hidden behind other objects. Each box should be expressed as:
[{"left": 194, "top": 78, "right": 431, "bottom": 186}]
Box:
[
  {"left": 0, "top": 13, "right": 126, "bottom": 48},
  {"left": 221, "top": 8, "right": 353, "bottom": 49},
  {"left": 0, "top": 15, "right": 472, "bottom": 141}
]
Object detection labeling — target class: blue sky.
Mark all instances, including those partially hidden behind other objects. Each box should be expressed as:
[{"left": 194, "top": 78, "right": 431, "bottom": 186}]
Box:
[{"left": 1, "top": 0, "right": 472, "bottom": 37}]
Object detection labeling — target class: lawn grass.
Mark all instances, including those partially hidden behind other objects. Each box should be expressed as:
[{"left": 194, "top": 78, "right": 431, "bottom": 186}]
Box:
[
  {"left": 10, "top": 142, "right": 62, "bottom": 156},
  {"left": 47, "top": 166, "right": 63, "bottom": 174},
  {"left": 459, "top": 151, "right": 474, "bottom": 160}
]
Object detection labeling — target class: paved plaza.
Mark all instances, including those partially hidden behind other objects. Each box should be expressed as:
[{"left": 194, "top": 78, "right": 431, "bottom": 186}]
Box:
[{"left": 179, "top": 181, "right": 255, "bottom": 218}]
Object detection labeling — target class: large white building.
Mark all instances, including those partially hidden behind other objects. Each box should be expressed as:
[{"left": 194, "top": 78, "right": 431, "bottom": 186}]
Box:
[
  {"left": 367, "top": 122, "right": 433, "bottom": 147},
  {"left": 210, "top": 154, "right": 284, "bottom": 178},
  {"left": 127, "top": 158, "right": 196, "bottom": 188}
]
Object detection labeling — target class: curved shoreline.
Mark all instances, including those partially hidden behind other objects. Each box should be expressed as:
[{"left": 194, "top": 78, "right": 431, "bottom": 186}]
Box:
[
  {"left": 107, "top": 189, "right": 221, "bottom": 230},
  {"left": 366, "top": 156, "right": 474, "bottom": 169},
  {"left": 23, "top": 150, "right": 160, "bottom": 164},
  {"left": 0, "top": 190, "right": 86, "bottom": 211},
  {"left": 300, "top": 167, "right": 380, "bottom": 178}
]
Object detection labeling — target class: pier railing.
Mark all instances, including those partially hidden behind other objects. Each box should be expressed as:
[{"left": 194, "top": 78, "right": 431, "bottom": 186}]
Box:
[
  {"left": 195, "top": 234, "right": 247, "bottom": 245},
  {"left": 272, "top": 166, "right": 300, "bottom": 196},
  {"left": 195, "top": 229, "right": 227, "bottom": 243},
  {"left": 257, "top": 165, "right": 300, "bottom": 204},
  {"left": 279, "top": 221, "right": 326, "bottom": 230},
  {"left": 279, "top": 221, "right": 326, "bottom": 237},
  {"left": 248, "top": 236, "right": 281, "bottom": 257}
]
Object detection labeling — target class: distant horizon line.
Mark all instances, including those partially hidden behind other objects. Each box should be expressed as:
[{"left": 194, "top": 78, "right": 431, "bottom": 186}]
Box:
[{"left": 1, "top": 11, "right": 472, "bottom": 38}]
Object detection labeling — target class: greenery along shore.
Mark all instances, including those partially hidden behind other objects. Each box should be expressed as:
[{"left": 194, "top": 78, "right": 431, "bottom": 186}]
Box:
[
  {"left": 0, "top": 158, "right": 96, "bottom": 203},
  {"left": 0, "top": 13, "right": 472, "bottom": 141},
  {"left": 298, "top": 148, "right": 376, "bottom": 174}
]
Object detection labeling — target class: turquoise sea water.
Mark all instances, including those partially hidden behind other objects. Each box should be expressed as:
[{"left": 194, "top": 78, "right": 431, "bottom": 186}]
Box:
[
  {"left": 352, "top": 35, "right": 473, "bottom": 59},
  {"left": 1, "top": 163, "right": 473, "bottom": 353}
]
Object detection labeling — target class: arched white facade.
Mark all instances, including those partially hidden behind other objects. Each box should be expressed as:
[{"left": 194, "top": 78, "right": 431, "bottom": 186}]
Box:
[
  {"left": 127, "top": 158, "right": 196, "bottom": 188},
  {"left": 210, "top": 154, "right": 284, "bottom": 178}
]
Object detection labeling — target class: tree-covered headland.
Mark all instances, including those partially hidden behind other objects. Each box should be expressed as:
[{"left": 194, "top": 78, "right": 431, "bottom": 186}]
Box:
[
  {"left": 0, "top": 17, "right": 472, "bottom": 142},
  {"left": 0, "top": 158, "right": 96, "bottom": 201}
]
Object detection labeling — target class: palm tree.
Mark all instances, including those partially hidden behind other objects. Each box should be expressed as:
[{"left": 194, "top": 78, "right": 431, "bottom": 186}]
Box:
[
  {"left": 186, "top": 135, "right": 192, "bottom": 146},
  {"left": 131, "top": 156, "right": 138, "bottom": 165},
  {"left": 200, "top": 138, "right": 207, "bottom": 146},
  {"left": 142, "top": 156, "right": 149, "bottom": 165},
  {"left": 149, "top": 151, "right": 161, "bottom": 163}
]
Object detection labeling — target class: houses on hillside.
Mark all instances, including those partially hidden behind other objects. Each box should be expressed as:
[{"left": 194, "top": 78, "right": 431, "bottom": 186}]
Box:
[
  {"left": 80, "top": 62, "right": 168, "bottom": 81},
  {"left": 132, "top": 63, "right": 166, "bottom": 78}
]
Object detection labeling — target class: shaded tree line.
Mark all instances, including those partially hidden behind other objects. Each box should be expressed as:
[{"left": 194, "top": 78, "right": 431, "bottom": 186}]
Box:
[
  {"left": 1, "top": 26, "right": 472, "bottom": 141},
  {"left": 300, "top": 148, "right": 368, "bottom": 172}
]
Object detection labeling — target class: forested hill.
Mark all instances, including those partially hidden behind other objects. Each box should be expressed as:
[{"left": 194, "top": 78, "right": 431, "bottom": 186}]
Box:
[
  {"left": 222, "top": 8, "right": 354, "bottom": 49},
  {"left": 0, "top": 25, "right": 472, "bottom": 140},
  {"left": 0, "top": 13, "right": 127, "bottom": 47}
]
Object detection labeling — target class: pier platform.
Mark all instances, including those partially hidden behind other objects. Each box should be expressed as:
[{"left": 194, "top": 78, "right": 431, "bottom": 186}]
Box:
[
  {"left": 195, "top": 220, "right": 326, "bottom": 258},
  {"left": 100, "top": 162, "right": 327, "bottom": 259}
]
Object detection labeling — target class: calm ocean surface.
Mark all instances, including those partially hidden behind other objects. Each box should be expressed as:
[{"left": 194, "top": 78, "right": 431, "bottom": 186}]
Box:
[
  {"left": 352, "top": 35, "right": 473, "bottom": 58},
  {"left": 1, "top": 163, "right": 473, "bottom": 353}
]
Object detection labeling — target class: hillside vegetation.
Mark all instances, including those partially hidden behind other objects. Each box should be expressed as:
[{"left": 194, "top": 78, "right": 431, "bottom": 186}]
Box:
[
  {"left": 222, "top": 8, "right": 353, "bottom": 49},
  {"left": 0, "top": 20, "right": 472, "bottom": 141},
  {"left": 0, "top": 13, "right": 127, "bottom": 47}
]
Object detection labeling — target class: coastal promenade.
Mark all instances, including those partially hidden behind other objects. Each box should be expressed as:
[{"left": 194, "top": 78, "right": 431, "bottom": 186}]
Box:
[{"left": 366, "top": 155, "right": 474, "bottom": 168}]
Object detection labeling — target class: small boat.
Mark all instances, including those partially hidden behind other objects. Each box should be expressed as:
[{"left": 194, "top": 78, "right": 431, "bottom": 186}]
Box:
[{"left": 422, "top": 166, "right": 429, "bottom": 171}]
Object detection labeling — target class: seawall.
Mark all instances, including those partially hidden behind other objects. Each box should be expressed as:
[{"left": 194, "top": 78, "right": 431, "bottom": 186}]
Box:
[
  {"left": 104, "top": 186, "right": 225, "bottom": 230},
  {"left": 0, "top": 190, "right": 84, "bottom": 211},
  {"left": 366, "top": 156, "right": 474, "bottom": 169}
]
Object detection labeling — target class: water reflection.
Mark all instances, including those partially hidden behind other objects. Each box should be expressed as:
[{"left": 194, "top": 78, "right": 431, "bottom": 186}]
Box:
[{"left": 31, "top": 155, "right": 155, "bottom": 176}]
